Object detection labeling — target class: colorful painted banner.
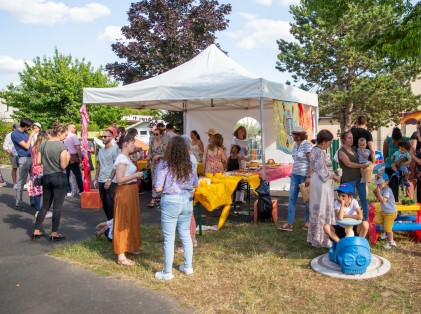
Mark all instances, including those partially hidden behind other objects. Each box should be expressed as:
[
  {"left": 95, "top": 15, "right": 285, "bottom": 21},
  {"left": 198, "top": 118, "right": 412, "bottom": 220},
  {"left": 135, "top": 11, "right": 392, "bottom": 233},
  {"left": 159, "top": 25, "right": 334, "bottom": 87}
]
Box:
[
  {"left": 80, "top": 104, "right": 91, "bottom": 192},
  {"left": 273, "top": 100, "right": 314, "bottom": 154}
]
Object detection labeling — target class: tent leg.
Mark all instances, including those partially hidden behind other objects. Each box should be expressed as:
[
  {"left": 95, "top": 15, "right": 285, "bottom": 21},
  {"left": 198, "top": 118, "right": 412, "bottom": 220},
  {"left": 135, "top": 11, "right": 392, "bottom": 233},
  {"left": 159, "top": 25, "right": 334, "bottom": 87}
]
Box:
[{"left": 259, "top": 97, "right": 266, "bottom": 181}]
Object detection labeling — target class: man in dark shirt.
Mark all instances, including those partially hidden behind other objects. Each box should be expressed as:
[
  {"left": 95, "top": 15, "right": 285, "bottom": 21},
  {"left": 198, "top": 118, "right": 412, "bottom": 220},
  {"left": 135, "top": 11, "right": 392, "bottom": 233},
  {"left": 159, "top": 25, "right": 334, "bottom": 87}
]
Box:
[{"left": 11, "top": 118, "right": 38, "bottom": 210}]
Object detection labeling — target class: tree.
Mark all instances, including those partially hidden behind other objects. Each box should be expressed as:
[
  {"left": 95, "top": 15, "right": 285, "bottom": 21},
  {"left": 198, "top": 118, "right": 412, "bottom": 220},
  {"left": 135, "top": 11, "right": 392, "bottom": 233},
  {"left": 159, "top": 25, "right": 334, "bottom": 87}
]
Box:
[
  {"left": 276, "top": 2, "right": 420, "bottom": 131},
  {"left": 0, "top": 49, "right": 129, "bottom": 129},
  {"left": 106, "top": 0, "right": 231, "bottom": 85},
  {"left": 302, "top": 0, "right": 421, "bottom": 66}
]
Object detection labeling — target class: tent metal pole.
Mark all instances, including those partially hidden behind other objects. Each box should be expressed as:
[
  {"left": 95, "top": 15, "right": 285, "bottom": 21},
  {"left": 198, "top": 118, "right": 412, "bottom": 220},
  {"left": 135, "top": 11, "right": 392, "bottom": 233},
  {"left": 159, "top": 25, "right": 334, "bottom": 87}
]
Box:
[
  {"left": 259, "top": 97, "right": 266, "bottom": 181},
  {"left": 183, "top": 101, "right": 187, "bottom": 133}
]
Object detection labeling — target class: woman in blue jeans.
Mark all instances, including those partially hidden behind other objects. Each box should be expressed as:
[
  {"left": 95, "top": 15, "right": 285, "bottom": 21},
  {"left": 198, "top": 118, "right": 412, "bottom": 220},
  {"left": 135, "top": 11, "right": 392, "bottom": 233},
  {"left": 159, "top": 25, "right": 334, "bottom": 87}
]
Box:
[
  {"left": 279, "top": 126, "right": 312, "bottom": 231},
  {"left": 154, "top": 136, "right": 198, "bottom": 280},
  {"left": 338, "top": 131, "right": 369, "bottom": 220}
]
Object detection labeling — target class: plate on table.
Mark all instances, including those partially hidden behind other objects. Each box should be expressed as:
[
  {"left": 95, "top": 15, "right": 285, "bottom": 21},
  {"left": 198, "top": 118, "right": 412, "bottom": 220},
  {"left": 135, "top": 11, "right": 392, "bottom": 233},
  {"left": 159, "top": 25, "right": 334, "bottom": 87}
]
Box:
[{"left": 248, "top": 166, "right": 259, "bottom": 170}]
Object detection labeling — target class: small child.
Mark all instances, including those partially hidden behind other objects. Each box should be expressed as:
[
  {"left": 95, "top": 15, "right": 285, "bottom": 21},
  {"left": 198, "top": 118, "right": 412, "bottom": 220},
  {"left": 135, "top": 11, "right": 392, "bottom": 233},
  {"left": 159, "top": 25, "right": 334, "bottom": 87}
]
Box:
[
  {"left": 373, "top": 173, "right": 397, "bottom": 249},
  {"left": 227, "top": 145, "right": 241, "bottom": 171},
  {"left": 357, "top": 138, "right": 371, "bottom": 183},
  {"left": 391, "top": 141, "right": 411, "bottom": 186},
  {"left": 95, "top": 219, "right": 113, "bottom": 242},
  {"left": 323, "top": 183, "right": 368, "bottom": 243}
]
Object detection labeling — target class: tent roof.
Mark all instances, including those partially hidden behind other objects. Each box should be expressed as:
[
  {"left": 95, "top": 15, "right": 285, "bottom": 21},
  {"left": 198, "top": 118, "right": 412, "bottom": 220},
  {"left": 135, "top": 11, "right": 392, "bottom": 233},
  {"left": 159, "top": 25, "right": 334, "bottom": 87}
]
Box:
[{"left": 83, "top": 44, "right": 317, "bottom": 111}]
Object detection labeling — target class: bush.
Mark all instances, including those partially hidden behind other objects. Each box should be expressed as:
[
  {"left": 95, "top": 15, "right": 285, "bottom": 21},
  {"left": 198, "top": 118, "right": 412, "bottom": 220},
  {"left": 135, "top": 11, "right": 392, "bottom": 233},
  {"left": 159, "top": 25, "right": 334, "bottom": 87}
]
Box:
[{"left": 0, "top": 121, "right": 13, "bottom": 165}]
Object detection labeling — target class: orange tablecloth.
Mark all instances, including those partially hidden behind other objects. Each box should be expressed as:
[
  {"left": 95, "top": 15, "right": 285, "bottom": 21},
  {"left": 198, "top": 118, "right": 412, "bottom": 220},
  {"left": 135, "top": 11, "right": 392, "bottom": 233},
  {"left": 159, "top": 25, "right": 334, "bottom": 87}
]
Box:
[{"left": 194, "top": 174, "right": 260, "bottom": 229}]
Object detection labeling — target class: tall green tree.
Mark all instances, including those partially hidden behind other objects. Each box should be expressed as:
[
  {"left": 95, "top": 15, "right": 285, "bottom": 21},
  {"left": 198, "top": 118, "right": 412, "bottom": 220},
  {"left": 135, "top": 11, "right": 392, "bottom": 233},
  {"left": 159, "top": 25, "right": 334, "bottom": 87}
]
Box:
[
  {"left": 106, "top": 0, "right": 232, "bottom": 130},
  {"left": 276, "top": 2, "right": 420, "bottom": 131},
  {"left": 0, "top": 49, "right": 129, "bottom": 129}
]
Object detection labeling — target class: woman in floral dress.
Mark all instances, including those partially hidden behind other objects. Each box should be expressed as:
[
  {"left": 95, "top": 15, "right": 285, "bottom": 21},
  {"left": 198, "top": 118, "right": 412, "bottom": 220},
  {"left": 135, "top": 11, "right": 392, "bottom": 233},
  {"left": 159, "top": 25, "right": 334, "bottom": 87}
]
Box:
[
  {"left": 203, "top": 133, "right": 227, "bottom": 174},
  {"left": 307, "top": 130, "right": 340, "bottom": 248},
  {"left": 148, "top": 128, "right": 166, "bottom": 208}
]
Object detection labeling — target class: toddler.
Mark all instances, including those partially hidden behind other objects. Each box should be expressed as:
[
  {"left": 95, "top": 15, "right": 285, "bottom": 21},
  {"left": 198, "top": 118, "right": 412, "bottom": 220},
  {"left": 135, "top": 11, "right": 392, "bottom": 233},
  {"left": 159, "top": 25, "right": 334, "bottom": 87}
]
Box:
[
  {"left": 373, "top": 173, "right": 397, "bottom": 249},
  {"left": 391, "top": 141, "right": 411, "bottom": 186},
  {"left": 227, "top": 145, "right": 241, "bottom": 171},
  {"left": 357, "top": 138, "right": 371, "bottom": 183},
  {"left": 95, "top": 219, "right": 113, "bottom": 242}
]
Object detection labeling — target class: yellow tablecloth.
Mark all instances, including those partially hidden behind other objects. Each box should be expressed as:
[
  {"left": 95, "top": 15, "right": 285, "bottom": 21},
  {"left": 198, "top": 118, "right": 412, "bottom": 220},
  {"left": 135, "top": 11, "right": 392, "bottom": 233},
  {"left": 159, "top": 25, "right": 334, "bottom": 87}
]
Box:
[
  {"left": 136, "top": 160, "right": 148, "bottom": 171},
  {"left": 193, "top": 174, "right": 260, "bottom": 229}
]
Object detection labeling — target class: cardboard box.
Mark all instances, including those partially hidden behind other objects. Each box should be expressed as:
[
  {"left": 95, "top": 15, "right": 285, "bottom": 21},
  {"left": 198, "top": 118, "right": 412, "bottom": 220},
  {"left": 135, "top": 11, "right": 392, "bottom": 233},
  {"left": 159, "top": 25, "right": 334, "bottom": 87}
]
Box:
[{"left": 81, "top": 190, "right": 102, "bottom": 209}]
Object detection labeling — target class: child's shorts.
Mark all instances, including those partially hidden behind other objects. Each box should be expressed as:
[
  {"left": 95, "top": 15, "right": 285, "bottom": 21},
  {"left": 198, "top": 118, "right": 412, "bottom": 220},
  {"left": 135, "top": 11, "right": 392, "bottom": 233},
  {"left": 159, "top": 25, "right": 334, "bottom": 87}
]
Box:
[
  {"left": 399, "top": 165, "right": 409, "bottom": 173},
  {"left": 374, "top": 212, "right": 397, "bottom": 233}
]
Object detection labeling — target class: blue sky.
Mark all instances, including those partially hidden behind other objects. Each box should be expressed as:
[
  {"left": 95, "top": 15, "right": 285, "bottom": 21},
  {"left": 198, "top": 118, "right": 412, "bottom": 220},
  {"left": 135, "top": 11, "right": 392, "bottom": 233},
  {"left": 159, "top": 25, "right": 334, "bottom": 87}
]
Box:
[{"left": 0, "top": 0, "right": 300, "bottom": 89}]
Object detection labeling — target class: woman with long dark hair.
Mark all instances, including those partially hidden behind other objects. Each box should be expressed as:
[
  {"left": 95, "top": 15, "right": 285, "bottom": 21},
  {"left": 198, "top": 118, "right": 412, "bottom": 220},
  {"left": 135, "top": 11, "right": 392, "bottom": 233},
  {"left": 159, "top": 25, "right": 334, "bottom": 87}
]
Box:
[
  {"left": 154, "top": 136, "right": 198, "bottom": 280},
  {"left": 202, "top": 133, "right": 227, "bottom": 174},
  {"left": 190, "top": 130, "right": 204, "bottom": 162},
  {"left": 113, "top": 133, "right": 144, "bottom": 266},
  {"left": 32, "top": 124, "right": 70, "bottom": 241}
]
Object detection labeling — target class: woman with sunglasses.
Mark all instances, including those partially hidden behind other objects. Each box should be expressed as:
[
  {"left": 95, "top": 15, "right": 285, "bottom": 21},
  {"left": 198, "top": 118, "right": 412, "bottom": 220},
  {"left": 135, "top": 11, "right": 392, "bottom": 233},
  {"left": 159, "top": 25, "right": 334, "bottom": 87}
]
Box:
[{"left": 147, "top": 128, "right": 166, "bottom": 208}]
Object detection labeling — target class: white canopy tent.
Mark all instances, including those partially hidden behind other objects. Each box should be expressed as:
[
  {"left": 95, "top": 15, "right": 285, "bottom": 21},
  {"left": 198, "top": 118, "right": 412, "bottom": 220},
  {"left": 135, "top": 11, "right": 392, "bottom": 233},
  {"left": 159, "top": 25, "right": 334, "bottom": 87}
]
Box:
[{"left": 83, "top": 44, "right": 318, "bottom": 189}]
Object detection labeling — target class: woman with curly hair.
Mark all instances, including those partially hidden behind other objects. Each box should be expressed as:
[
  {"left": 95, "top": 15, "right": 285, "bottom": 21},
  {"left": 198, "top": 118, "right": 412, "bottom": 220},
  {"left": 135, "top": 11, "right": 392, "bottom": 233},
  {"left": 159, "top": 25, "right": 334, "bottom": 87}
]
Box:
[{"left": 154, "top": 136, "right": 198, "bottom": 280}]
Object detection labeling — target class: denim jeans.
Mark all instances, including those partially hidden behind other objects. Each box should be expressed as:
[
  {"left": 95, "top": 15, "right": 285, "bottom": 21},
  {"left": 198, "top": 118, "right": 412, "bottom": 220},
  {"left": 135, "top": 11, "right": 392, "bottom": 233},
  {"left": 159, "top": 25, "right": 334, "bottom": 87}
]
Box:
[
  {"left": 160, "top": 192, "right": 193, "bottom": 274},
  {"left": 98, "top": 182, "right": 116, "bottom": 220},
  {"left": 35, "top": 172, "right": 67, "bottom": 232},
  {"left": 287, "top": 173, "right": 309, "bottom": 224},
  {"left": 16, "top": 156, "right": 31, "bottom": 207},
  {"left": 34, "top": 195, "right": 42, "bottom": 211},
  {"left": 346, "top": 180, "right": 368, "bottom": 220},
  {"left": 66, "top": 163, "right": 84, "bottom": 193},
  {"left": 385, "top": 168, "right": 400, "bottom": 202}
]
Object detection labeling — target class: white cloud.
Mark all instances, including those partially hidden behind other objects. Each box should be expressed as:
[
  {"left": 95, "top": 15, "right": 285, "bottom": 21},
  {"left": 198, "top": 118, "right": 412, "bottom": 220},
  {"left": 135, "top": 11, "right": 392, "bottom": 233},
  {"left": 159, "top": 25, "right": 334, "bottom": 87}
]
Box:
[
  {"left": 278, "top": 0, "right": 300, "bottom": 6},
  {"left": 0, "top": 0, "right": 110, "bottom": 25},
  {"left": 253, "top": 0, "right": 273, "bottom": 5},
  {"left": 235, "top": 13, "right": 295, "bottom": 50},
  {"left": 0, "top": 56, "right": 33, "bottom": 74},
  {"left": 98, "top": 25, "right": 124, "bottom": 43}
]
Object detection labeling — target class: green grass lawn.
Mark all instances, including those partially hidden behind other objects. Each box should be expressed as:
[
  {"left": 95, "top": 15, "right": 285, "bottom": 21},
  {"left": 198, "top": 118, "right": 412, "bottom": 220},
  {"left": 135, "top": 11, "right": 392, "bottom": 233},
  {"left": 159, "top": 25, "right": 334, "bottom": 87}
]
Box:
[{"left": 52, "top": 221, "right": 421, "bottom": 313}]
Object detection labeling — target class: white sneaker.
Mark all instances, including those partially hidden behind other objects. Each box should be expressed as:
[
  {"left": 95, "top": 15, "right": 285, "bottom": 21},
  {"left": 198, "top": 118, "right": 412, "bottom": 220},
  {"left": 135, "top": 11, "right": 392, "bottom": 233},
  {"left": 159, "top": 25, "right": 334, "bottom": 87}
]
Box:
[
  {"left": 45, "top": 211, "right": 53, "bottom": 218},
  {"left": 384, "top": 241, "right": 397, "bottom": 249},
  {"left": 23, "top": 183, "right": 29, "bottom": 191},
  {"left": 34, "top": 211, "right": 39, "bottom": 218},
  {"left": 155, "top": 271, "right": 174, "bottom": 280},
  {"left": 380, "top": 232, "right": 387, "bottom": 240},
  {"left": 360, "top": 178, "right": 366, "bottom": 183},
  {"left": 66, "top": 192, "right": 74, "bottom": 197},
  {"left": 13, "top": 184, "right": 17, "bottom": 190},
  {"left": 179, "top": 265, "right": 194, "bottom": 275}
]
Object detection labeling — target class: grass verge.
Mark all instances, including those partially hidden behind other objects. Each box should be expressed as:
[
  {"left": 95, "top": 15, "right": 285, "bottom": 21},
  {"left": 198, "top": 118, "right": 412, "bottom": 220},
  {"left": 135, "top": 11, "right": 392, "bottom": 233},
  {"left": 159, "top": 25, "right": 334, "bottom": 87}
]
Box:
[{"left": 51, "top": 221, "right": 421, "bottom": 313}]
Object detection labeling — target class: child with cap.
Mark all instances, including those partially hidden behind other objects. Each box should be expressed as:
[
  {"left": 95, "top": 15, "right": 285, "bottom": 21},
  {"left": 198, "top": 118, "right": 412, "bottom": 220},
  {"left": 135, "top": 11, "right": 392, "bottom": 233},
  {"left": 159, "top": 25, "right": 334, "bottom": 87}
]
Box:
[
  {"left": 323, "top": 183, "right": 368, "bottom": 243},
  {"left": 373, "top": 172, "right": 398, "bottom": 249}
]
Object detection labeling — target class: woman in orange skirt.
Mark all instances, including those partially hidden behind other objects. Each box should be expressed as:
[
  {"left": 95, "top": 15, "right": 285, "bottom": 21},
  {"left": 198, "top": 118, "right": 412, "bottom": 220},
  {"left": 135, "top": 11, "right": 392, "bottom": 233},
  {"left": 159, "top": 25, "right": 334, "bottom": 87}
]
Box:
[{"left": 113, "top": 133, "right": 144, "bottom": 266}]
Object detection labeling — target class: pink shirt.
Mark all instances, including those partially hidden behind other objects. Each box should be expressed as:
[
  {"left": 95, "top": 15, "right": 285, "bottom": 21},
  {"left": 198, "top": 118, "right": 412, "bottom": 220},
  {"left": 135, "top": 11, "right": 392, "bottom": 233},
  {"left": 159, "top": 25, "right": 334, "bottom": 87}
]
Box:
[{"left": 63, "top": 132, "right": 80, "bottom": 154}]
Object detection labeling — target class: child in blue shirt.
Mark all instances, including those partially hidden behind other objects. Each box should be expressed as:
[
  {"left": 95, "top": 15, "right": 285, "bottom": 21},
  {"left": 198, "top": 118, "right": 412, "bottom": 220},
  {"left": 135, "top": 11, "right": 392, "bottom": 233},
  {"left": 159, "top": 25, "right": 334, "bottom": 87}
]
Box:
[{"left": 391, "top": 141, "right": 411, "bottom": 186}]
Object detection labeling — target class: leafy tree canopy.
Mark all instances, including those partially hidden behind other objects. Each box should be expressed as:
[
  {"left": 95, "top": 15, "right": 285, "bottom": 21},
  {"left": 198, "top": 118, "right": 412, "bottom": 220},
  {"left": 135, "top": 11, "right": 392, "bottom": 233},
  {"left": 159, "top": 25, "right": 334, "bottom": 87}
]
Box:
[
  {"left": 303, "top": 0, "right": 421, "bottom": 65},
  {"left": 106, "top": 0, "right": 232, "bottom": 85},
  {"left": 276, "top": 1, "right": 421, "bottom": 131},
  {"left": 0, "top": 49, "right": 130, "bottom": 130}
]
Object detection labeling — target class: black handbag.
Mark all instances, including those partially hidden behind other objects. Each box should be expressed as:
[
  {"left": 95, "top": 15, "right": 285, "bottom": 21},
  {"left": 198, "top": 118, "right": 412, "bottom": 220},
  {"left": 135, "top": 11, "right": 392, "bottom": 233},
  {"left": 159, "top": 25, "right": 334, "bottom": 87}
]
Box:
[{"left": 33, "top": 175, "right": 43, "bottom": 186}]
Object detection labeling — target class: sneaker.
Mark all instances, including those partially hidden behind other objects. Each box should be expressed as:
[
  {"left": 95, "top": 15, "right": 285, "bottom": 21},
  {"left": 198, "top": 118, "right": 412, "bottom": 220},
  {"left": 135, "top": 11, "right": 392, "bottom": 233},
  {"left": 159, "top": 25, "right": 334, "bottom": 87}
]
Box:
[
  {"left": 45, "top": 211, "right": 53, "bottom": 218},
  {"left": 404, "top": 181, "right": 411, "bottom": 187},
  {"left": 380, "top": 232, "right": 387, "bottom": 240},
  {"left": 35, "top": 211, "right": 39, "bottom": 218},
  {"left": 23, "top": 183, "right": 29, "bottom": 191},
  {"left": 384, "top": 240, "right": 397, "bottom": 249},
  {"left": 155, "top": 271, "right": 174, "bottom": 280},
  {"left": 13, "top": 184, "right": 17, "bottom": 190},
  {"left": 14, "top": 205, "right": 23, "bottom": 211},
  {"left": 278, "top": 223, "right": 293, "bottom": 231},
  {"left": 66, "top": 192, "right": 74, "bottom": 197},
  {"left": 360, "top": 178, "right": 366, "bottom": 183},
  {"left": 179, "top": 265, "right": 194, "bottom": 275}
]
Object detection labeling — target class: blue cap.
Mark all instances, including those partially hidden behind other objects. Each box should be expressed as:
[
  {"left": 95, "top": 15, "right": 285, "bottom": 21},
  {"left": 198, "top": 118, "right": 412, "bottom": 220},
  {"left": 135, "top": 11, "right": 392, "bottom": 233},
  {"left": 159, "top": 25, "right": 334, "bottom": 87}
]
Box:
[
  {"left": 336, "top": 183, "right": 354, "bottom": 195},
  {"left": 375, "top": 172, "right": 389, "bottom": 185}
]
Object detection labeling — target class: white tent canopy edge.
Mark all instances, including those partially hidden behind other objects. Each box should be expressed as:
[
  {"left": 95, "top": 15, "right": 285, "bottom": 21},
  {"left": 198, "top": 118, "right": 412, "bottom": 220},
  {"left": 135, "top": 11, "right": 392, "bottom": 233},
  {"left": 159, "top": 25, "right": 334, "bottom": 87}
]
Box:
[{"left": 83, "top": 44, "right": 318, "bottom": 188}]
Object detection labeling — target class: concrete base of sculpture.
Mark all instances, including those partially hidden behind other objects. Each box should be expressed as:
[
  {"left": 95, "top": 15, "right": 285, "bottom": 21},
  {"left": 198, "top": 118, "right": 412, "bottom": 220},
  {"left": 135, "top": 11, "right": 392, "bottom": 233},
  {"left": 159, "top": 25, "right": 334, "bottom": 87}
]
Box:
[{"left": 310, "top": 253, "right": 390, "bottom": 280}]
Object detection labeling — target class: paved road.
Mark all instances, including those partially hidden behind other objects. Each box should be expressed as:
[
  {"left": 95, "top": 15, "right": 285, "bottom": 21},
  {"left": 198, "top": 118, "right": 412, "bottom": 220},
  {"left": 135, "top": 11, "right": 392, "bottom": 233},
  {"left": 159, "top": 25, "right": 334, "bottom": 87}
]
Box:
[
  {"left": 0, "top": 168, "right": 188, "bottom": 314},
  {"left": 0, "top": 167, "right": 304, "bottom": 313}
]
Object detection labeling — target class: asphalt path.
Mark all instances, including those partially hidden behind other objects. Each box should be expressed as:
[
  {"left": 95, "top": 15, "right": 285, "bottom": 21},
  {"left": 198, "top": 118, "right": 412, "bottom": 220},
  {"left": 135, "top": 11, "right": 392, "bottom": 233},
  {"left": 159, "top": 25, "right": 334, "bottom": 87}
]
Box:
[{"left": 0, "top": 168, "right": 188, "bottom": 314}]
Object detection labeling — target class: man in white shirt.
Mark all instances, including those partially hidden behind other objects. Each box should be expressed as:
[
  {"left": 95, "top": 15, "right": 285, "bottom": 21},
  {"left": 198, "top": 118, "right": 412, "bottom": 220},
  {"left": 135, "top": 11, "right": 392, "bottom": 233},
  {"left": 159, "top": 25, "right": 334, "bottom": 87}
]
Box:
[
  {"left": 3, "top": 124, "right": 18, "bottom": 189},
  {"left": 63, "top": 123, "right": 84, "bottom": 196},
  {"left": 93, "top": 129, "right": 119, "bottom": 220}
]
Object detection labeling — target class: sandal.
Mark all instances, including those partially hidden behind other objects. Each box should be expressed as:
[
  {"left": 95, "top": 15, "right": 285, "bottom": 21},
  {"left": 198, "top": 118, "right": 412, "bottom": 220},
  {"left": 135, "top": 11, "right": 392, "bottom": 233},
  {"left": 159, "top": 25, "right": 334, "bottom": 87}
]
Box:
[
  {"left": 278, "top": 223, "right": 293, "bottom": 231},
  {"left": 49, "top": 234, "right": 66, "bottom": 241},
  {"left": 302, "top": 223, "right": 309, "bottom": 230},
  {"left": 147, "top": 201, "right": 156, "bottom": 208},
  {"left": 31, "top": 233, "right": 45, "bottom": 240},
  {"left": 117, "top": 258, "right": 135, "bottom": 266}
]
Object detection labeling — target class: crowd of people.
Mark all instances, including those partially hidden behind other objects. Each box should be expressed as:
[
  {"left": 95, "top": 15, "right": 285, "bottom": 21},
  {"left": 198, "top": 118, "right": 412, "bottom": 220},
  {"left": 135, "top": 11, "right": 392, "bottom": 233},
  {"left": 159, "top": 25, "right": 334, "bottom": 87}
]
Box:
[{"left": 2, "top": 114, "right": 413, "bottom": 279}]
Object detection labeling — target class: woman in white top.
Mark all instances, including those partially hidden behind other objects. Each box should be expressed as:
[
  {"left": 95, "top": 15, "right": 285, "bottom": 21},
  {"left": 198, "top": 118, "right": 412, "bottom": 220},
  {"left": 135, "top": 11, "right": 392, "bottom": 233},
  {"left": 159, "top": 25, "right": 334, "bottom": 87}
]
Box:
[
  {"left": 113, "top": 133, "right": 144, "bottom": 266},
  {"left": 190, "top": 130, "right": 204, "bottom": 162}
]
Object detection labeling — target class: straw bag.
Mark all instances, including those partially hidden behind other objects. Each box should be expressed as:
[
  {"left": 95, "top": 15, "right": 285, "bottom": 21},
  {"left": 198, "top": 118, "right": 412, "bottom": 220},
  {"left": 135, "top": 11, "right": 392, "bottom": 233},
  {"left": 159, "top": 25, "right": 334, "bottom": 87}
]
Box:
[{"left": 299, "top": 183, "right": 310, "bottom": 202}]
